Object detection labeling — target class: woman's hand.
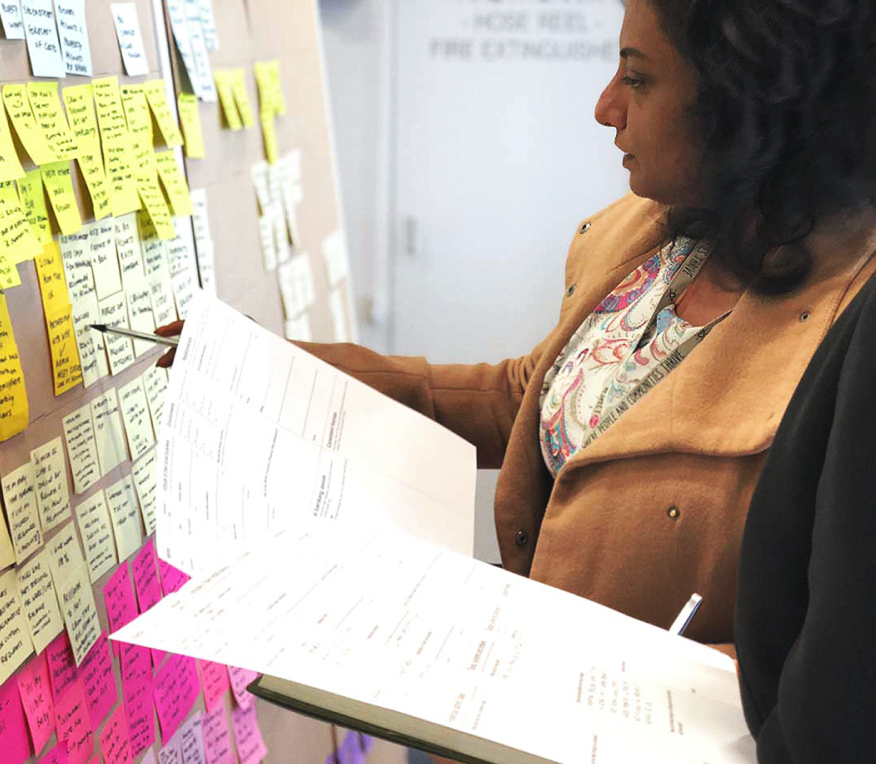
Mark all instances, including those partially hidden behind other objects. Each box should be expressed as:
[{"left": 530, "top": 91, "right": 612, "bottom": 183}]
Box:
[{"left": 155, "top": 320, "right": 184, "bottom": 368}]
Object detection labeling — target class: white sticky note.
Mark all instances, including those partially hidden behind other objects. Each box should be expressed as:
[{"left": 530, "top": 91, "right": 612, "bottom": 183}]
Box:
[
  {"left": 284, "top": 314, "right": 312, "bottom": 342},
  {"left": 58, "top": 563, "right": 100, "bottom": 665},
  {"left": 20, "top": 0, "right": 64, "bottom": 77},
  {"left": 170, "top": 269, "right": 196, "bottom": 319},
  {"left": 194, "top": 238, "right": 216, "bottom": 296},
  {"left": 150, "top": 275, "right": 178, "bottom": 328},
  {"left": 74, "top": 490, "right": 116, "bottom": 582},
  {"left": 258, "top": 213, "right": 277, "bottom": 272},
  {"left": 111, "top": 2, "right": 150, "bottom": 76},
  {"left": 60, "top": 229, "right": 97, "bottom": 306},
  {"left": 0, "top": 463, "right": 42, "bottom": 564},
  {"left": 0, "top": 0, "right": 25, "bottom": 39},
  {"left": 165, "top": 219, "right": 196, "bottom": 276},
  {"left": 105, "top": 475, "right": 142, "bottom": 561},
  {"left": 46, "top": 520, "right": 85, "bottom": 587},
  {"left": 118, "top": 376, "right": 154, "bottom": 460},
  {"left": 142, "top": 365, "right": 168, "bottom": 436},
  {"left": 330, "top": 287, "right": 350, "bottom": 342},
  {"left": 182, "top": 0, "right": 216, "bottom": 101},
  {"left": 127, "top": 287, "right": 156, "bottom": 357},
  {"left": 0, "top": 569, "right": 34, "bottom": 685},
  {"left": 131, "top": 448, "right": 156, "bottom": 535},
  {"left": 89, "top": 219, "right": 122, "bottom": 299},
  {"left": 71, "top": 297, "right": 110, "bottom": 388},
  {"left": 30, "top": 437, "right": 72, "bottom": 535},
  {"left": 62, "top": 403, "right": 101, "bottom": 494},
  {"left": 189, "top": 188, "right": 211, "bottom": 243},
  {"left": 322, "top": 230, "right": 350, "bottom": 287},
  {"left": 90, "top": 387, "right": 128, "bottom": 475},
  {"left": 55, "top": 0, "right": 93, "bottom": 76},
  {"left": 16, "top": 548, "right": 64, "bottom": 655},
  {"left": 98, "top": 292, "right": 136, "bottom": 375},
  {"left": 115, "top": 211, "right": 145, "bottom": 289},
  {"left": 196, "top": 0, "right": 217, "bottom": 50},
  {"left": 250, "top": 161, "right": 269, "bottom": 210},
  {"left": 273, "top": 206, "right": 290, "bottom": 264}
]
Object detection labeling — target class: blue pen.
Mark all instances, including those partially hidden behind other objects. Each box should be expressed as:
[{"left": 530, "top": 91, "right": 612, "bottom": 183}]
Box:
[{"left": 669, "top": 593, "right": 703, "bottom": 636}]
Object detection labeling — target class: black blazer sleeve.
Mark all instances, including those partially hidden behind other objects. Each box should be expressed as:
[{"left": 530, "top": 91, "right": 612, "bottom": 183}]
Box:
[{"left": 735, "top": 274, "right": 876, "bottom": 763}]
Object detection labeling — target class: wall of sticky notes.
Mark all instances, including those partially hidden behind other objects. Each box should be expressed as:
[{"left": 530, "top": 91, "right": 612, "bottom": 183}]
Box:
[{"left": 0, "top": 2, "right": 382, "bottom": 764}]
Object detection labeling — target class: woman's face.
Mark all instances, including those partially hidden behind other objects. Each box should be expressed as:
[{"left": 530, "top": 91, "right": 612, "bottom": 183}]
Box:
[{"left": 594, "top": 0, "right": 704, "bottom": 206}]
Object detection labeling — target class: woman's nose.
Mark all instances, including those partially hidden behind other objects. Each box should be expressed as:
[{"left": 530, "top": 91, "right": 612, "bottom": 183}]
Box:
[{"left": 595, "top": 75, "right": 626, "bottom": 131}]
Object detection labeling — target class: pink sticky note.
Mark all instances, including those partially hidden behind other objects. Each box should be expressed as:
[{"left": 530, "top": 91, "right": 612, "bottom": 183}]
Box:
[
  {"left": 37, "top": 740, "right": 70, "bottom": 764},
  {"left": 132, "top": 539, "right": 163, "bottom": 613},
  {"left": 227, "top": 666, "right": 258, "bottom": 711},
  {"left": 180, "top": 712, "right": 207, "bottom": 764},
  {"left": 231, "top": 704, "right": 268, "bottom": 764},
  {"left": 123, "top": 673, "right": 155, "bottom": 757},
  {"left": 99, "top": 702, "right": 133, "bottom": 764},
  {"left": 199, "top": 661, "right": 229, "bottom": 713},
  {"left": 17, "top": 652, "right": 56, "bottom": 756},
  {"left": 119, "top": 643, "right": 150, "bottom": 686},
  {"left": 153, "top": 654, "right": 200, "bottom": 743},
  {"left": 0, "top": 677, "right": 32, "bottom": 764},
  {"left": 55, "top": 680, "right": 95, "bottom": 764},
  {"left": 79, "top": 633, "right": 117, "bottom": 730},
  {"left": 159, "top": 735, "right": 182, "bottom": 764},
  {"left": 103, "top": 564, "right": 139, "bottom": 656},
  {"left": 202, "top": 704, "right": 234, "bottom": 764},
  {"left": 158, "top": 559, "right": 190, "bottom": 595},
  {"left": 46, "top": 632, "right": 79, "bottom": 703}
]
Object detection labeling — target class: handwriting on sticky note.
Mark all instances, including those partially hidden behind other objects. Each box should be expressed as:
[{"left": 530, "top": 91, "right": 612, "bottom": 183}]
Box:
[
  {"left": 88, "top": 218, "right": 122, "bottom": 299},
  {"left": 42, "top": 161, "right": 82, "bottom": 236},
  {"left": 202, "top": 704, "right": 234, "bottom": 764},
  {"left": 0, "top": 676, "right": 31, "bottom": 764},
  {"left": 98, "top": 293, "right": 136, "bottom": 376},
  {"left": 80, "top": 632, "right": 116, "bottom": 729},
  {"left": 63, "top": 404, "right": 101, "bottom": 495},
  {"left": 37, "top": 740, "right": 70, "bottom": 764},
  {"left": 45, "top": 303, "right": 84, "bottom": 395},
  {"left": 3, "top": 83, "right": 55, "bottom": 164},
  {"left": 111, "top": 2, "right": 149, "bottom": 76},
  {"left": 17, "top": 652, "right": 56, "bottom": 755},
  {"left": 103, "top": 562, "right": 138, "bottom": 641},
  {"left": 1, "top": 462, "right": 42, "bottom": 563},
  {"left": 230, "top": 704, "right": 268, "bottom": 764},
  {"left": 99, "top": 700, "right": 133, "bottom": 764},
  {"left": 91, "top": 387, "right": 127, "bottom": 476},
  {"left": 31, "top": 436, "right": 73, "bottom": 533},
  {"left": 70, "top": 298, "right": 109, "bottom": 389},
  {"left": 56, "top": 0, "right": 93, "bottom": 76},
  {"left": 35, "top": 241, "right": 71, "bottom": 313},
  {"left": 46, "top": 521, "right": 84, "bottom": 589},
  {"left": 158, "top": 558, "right": 189, "bottom": 596},
  {"left": 119, "top": 641, "right": 150, "bottom": 685},
  {"left": 21, "top": 0, "right": 65, "bottom": 77},
  {"left": 55, "top": 680, "right": 94, "bottom": 764},
  {"left": 102, "top": 134, "right": 141, "bottom": 217},
  {"left": 155, "top": 152, "right": 194, "bottom": 216},
  {"left": 123, "top": 672, "right": 155, "bottom": 756},
  {"left": 0, "top": 568, "right": 34, "bottom": 685},
  {"left": 17, "top": 549, "right": 64, "bottom": 655},
  {"left": 153, "top": 653, "right": 200, "bottom": 743},
  {"left": 0, "top": 178, "right": 41, "bottom": 266},
  {"left": 131, "top": 538, "right": 161, "bottom": 612},
  {"left": 17, "top": 169, "right": 52, "bottom": 243},
  {"left": 180, "top": 711, "right": 206, "bottom": 764},
  {"left": 27, "top": 82, "right": 82, "bottom": 160},
  {"left": 228, "top": 666, "right": 257, "bottom": 711},
  {"left": 58, "top": 565, "right": 100, "bottom": 666},
  {"left": 131, "top": 449, "right": 157, "bottom": 535},
  {"left": 199, "top": 661, "right": 229, "bottom": 713},
  {"left": 106, "top": 476, "right": 143, "bottom": 561},
  {"left": 0, "top": 0, "right": 25, "bottom": 39},
  {"left": 160, "top": 735, "right": 182, "bottom": 764},
  {"left": 177, "top": 94, "right": 205, "bottom": 159},
  {"left": 119, "top": 377, "right": 155, "bottom": 460},
  {"left": 143, "top": 81, "right": 184, "bottom": 148},
  {"left": 74, "top": 491, "right": 117, "bottom": 583},
  {"left": 46, "top": 631, "right": 78, "bottom": 702}
]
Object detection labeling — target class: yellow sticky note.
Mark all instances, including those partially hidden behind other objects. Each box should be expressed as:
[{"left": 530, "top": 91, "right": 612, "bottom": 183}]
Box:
[
  {"left": 45, "top": 303, "right": 83, "bottom": 395},
  {"left": 142, "top": 80, "right": 184, "bottom": 148},
  {"left": 16, "top": 170, "right": 52, "bottom": 245},
  {"left": 41, "top": 161, "right": 82, "bottom": 236},
  {"left": 261, "top": 112, "right": 279, "bottom": 165},
  {"left": 0, "top": 294, "right": 29, "bottom": 442},
  {"left": 176, "top": 93, "right": 205, "bottom": 159},
  {"left": 34, "top": 242, "right": 70, "bottom": 314},
  {"left": 120, "top": 84, "right": 153, "bottom": 145},
  {"left": 2, "top": 84, "right": 56, "bottom": 165},
  {"left": 26, "top": 82, "right": 82, "bottom": 161},
  {"left": 102, "top": 134, "right": 141, "bottom": 217},
  {"left": 229, "top": 69, "right": 255, "bottom": 128},
  {"left": 0, "top": 180, "right": 41, "bottom": 267},
  {"left": 154, "top": 151, "right": 193, "bottom": 216},
  {"left": 0, "top": 100, "right": 25, "bottom": 183},
  {"left": 78, "top": 153, "right": 112, "bottom": 221},
  {"left": 91, "top": 77, "right": 129, "bottom": 143},
  {"left": 214, "top": 71, "right": 242, "bottom": 131},
  {"left": 255, "top": 60, "right": 286, "bottom": 117},
  {"left": 62, "top": 85, "right": 112, "bottom": 221},
  {"left": 136, "top": 171, "right": 175, "bottom": 240}
]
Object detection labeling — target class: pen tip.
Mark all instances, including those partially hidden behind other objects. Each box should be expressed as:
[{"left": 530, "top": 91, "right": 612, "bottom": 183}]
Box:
[{"left": 90, "top": 324, "right": 106, "bottom": 331}]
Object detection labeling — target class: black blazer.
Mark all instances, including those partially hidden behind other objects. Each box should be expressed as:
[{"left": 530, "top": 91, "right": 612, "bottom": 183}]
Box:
[{"left": 735, "top": 271, "right": 876, "bottom": 762}]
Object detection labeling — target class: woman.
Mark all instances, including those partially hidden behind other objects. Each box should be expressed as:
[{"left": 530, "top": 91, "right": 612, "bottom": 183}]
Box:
[{"left": 161, "top": 0, "right": 876, "bottom": 696}]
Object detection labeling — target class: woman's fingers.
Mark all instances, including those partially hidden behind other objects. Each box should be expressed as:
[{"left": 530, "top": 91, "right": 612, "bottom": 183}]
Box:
[
  {"left": 155, "top": 320, "right": 184, "bottom": 337},
  {"left": 156, "top": 348, "right": 176, "bottom": 368}
]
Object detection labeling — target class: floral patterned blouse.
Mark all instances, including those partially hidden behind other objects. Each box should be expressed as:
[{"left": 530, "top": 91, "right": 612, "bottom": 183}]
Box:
[{"left": 539, "top": 237, "right": 714, "bottom": 477}]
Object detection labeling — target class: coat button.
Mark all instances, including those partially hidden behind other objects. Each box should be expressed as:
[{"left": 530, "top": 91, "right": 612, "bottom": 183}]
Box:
[
  {"left": 566, "top": 284, "right": 576, "bottom": 298},
  {"left": 667, "top": 506, "right": 681, "bottom": 520},
  {"left": 799, "top": 311, "right": 811, "bottom": 323},
  {"left": 515, "top": 530, "right": 529, "bottom": 547},
  {"left": 579, "top": 221, "right": 591, "bottom": 234}
]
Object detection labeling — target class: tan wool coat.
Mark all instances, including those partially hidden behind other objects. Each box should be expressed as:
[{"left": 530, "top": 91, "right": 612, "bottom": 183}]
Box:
[{"left": 300, "top": 193, "right": 876, "bottom": 647}]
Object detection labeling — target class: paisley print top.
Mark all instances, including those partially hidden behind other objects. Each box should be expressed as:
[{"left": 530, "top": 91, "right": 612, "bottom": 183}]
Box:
[{"left": 539, "top": 237, "right": 711, "bottom": 477}]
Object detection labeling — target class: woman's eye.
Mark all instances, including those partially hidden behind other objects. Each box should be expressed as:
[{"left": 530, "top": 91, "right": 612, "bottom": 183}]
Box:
[{"left": 621, "top": 76, "right": 645, "bottom": 89}]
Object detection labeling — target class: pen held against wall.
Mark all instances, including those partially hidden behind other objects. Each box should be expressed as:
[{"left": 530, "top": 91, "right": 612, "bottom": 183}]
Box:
[{"left": 89, "top": 323, "right": 180, "bottom": 348}]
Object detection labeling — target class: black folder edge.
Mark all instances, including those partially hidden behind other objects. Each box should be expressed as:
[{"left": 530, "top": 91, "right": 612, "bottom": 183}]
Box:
[{"left": 248, "top": 674, "right": 523, "bottom": 764}]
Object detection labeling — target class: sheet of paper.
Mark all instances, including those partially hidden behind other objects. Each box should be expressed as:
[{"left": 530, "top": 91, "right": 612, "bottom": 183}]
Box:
[
  {"left": 124, "top": 672, "right": 155, "bottom": 756},
  {"left": 131, "top": 449, "right": 157, "bottom": 535},
  {"left": 74, "top": 490, "right": 117, "bottom": 583},
  {"left": 99, "top": 700, "right": 133, "bottom": 764},
  {"left": 230, "top": 704, "right": 267, "bottom": 764},
  {"left": 105, "top": 475, "right": 143, "bottom": 560},
  {"left": 2, "top": 84, "right": 55, "bottom": 165},
  {"left": 45, "top": 302, "right": 84, "bottom": 395},
  {"left": 127, "top": 288, "right": 156, "bottom": 357},
  {"left": 63, "top": 404, "right": 101, "bottom": 495},
  {"left": 1, "top": 462, "right": 42, "bottom": 563},
  {"left": 143, "top": 81, "right": 184, "bottom": 148},
  {"left": 17, "top": 169, "right": 51, "bottom": 243},
  {"left": 131, "top": 538, "right": 161, "bottom": 612},
  {"left": 153, "top": 653, "right": 199, "bottom": 744},
  {"left": 45, "top": 631, "right": 77, "bottom": 702},
  {"left": 27, "top": 82, "right": 81, "bottom": 160},
  {"left": 198, "top": 661, "right": 228, "bottom": 713},
  {"left": 45, "top": 520, "right": 84, "bottom": 588},
  {"left": 80, "top": 631, "right": 116, "bottom": 729},
  {"left": 177, "top": 94, "right": 205, "bottom": 159},
  {"left": 0, "top": 568, "right": 34, "bottom": 684},
  {"left": 90, "top": 387, "right": 127, "bottom": 475},
  {"left": 180, "top": 711, "right": 206, "bottom": 764},
  {"left": 202, "top": 704, "right": 233, "bottom": 764},
  {"left": 0, "top": 676, "right": 31, "bottom": 764},
  {"left": 42, "top": 161, "right": 82, "bottom": 235},
  {"left": 31, "top": 436, "right": 73, "bottom": 533},
  {"left": 111, "top": 2, "right": 149, "bottom": 75},
  {"left": 118, "top": 377, "right": 155, "bottom": 460},
  {"left": 16, "top": 549, "right": 64, "bottom": 655},
  {"left": 58, "top": 564, "right": 100, "bottom": 665},
  {"left": 155, "top": 151, "right": 193, "bottom": 215},
  {"left": 21, "top": 0, "right": 64, "bottom": 77},
  {"left": 98, "top": 293, "right": 136, "bottom": 375},
  {"left": 55, "top": 679, "right": 94, "bottom": 764},
  {"left": 71, "top": 297, "right": 109, "bottom": 388},
  {"left": 0, "top": 294, "right": 29, "bottom": 442},
  {"left": 0, "top": 179, "right": 41, "bottom": 267},
  {"left": 0, "top": 0, "right": 25, "bottom": 38},
  {"left": 17, "top": 652, "right": 56, "bottom": 755},
  {"left": 0, "top": 99, "right": 25, "bottom": 183},
  {"left": 55, "top": 0, "right": 92, "bottom": 76}
]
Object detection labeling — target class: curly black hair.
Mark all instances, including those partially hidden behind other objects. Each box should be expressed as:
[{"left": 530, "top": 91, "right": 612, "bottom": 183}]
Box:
[{"left": 650, "top": 0, "right": 876, "bottom": 294}]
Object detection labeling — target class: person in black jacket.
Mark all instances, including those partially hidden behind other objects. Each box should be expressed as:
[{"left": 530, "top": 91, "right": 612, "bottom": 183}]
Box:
[{"left": 736, "top": 271, "right": 876, "bottom": 762}]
